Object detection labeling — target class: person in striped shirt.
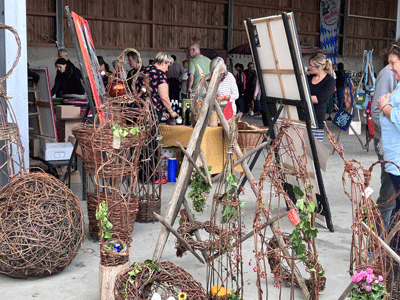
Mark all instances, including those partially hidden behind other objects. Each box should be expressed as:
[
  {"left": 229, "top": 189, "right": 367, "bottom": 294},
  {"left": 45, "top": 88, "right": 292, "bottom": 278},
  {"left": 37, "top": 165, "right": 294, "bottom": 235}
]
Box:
[{"left": 210, "top": 57, "right": 239, "bottom": 120}]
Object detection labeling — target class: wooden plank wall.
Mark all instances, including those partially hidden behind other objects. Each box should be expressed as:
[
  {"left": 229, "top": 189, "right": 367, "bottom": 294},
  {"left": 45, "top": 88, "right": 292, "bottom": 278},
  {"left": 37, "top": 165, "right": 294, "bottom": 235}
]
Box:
[
  {"left": 233, "top": 0, "right": 320, "bottom": 48},
  {"left": 26, "top": 0, "right": 397, "bottom": 57},
  {"left": 347, "top": 0, "right": 397, "bottom": 57},
  {"left": 26, "top": 0, "right": 55, "bottom": 46}
]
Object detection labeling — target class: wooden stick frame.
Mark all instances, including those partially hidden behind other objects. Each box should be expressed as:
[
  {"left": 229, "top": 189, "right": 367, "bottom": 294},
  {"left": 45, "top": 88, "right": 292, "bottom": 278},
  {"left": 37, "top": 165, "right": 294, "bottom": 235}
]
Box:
[{"left": 152, "top": 61, "right": 311, "bottom": 298}]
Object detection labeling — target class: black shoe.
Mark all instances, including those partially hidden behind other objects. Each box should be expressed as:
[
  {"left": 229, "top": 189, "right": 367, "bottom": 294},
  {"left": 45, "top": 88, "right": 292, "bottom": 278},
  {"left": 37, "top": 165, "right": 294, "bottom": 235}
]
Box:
[{"left": 327, "top": 117, "right": 332, "bottom": 121}]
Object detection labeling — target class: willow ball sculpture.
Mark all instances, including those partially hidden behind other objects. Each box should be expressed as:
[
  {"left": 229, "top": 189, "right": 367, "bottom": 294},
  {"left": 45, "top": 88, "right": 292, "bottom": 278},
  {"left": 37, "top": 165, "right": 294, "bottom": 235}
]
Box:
[{"left": 0, "top": 172, "right": 85, "bottom": 278}]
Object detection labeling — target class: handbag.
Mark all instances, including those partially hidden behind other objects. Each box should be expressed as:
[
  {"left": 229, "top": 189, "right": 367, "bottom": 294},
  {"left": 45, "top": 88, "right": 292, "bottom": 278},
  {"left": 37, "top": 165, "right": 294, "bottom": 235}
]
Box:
[
  {"left": 356, "top": 50, "right": 375, "bottom": 110},
  {"left": 222, "top": 98, "right": 234, "bottom": 121},
  {"left": 367, "top": 116, "right": 375, "bottom": 139},
  {"left": 332, "top": 75, "right": 355, "bottom": 131},
  {"left": 355, "top": 72, "right": 366, "bottom": 106},
  {"left": 364, "top": 50, "right": 375, "bottom": 94}
]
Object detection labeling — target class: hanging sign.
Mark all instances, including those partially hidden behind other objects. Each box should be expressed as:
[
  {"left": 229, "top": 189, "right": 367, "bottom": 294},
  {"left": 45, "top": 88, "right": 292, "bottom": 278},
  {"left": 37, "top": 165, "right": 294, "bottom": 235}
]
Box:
[{"left": 320, "top": 0, "right": 341, "bottom": 64}]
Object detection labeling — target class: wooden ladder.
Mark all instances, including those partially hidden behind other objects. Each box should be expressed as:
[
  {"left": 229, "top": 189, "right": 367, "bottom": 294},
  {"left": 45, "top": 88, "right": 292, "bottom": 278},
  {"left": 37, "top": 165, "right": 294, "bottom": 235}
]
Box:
[{"left": 28, "top": 77, "right": 42, "bottom": 135}]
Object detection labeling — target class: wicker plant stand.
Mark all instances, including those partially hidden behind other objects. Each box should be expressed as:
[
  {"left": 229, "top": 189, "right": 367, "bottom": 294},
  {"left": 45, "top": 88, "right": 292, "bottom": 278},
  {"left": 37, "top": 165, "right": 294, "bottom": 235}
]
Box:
[
  {"left": 73, "top": 98, "right": 150, "bottom": 267},
  {"left": 137, "top": 194, "right": 162, "bottom": 222},
  {"left": 86, "top": 191, "right": 100, "bottom": 238},
  {"left": 0, "top": 24, "right": 25, "bottom": 177},
  {"left": 136, "top": 113, "right": 162, "bottom": 223}
]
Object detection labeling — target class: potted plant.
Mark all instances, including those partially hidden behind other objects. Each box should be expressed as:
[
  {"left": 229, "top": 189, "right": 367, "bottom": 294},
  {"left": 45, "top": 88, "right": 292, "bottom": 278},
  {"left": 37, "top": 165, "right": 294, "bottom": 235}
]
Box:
[{"left": 348, "top": 268, "right": 388, "bottom": 299}]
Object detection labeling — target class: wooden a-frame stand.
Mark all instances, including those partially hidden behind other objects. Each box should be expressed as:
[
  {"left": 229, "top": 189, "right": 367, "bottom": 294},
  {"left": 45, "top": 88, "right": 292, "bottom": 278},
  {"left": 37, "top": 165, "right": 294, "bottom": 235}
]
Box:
[{"left": 152, "top": 63, "right": 311, "bottom": 298}]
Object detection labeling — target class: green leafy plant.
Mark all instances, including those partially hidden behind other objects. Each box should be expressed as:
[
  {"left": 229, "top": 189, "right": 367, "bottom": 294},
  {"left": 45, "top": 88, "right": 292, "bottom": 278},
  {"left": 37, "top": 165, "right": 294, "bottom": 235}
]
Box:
[
  {"left": 188, "top": 166, "right": 212, "bottom": 212},
  {"left": 219, "top": 172, "right": 244, "bottom": 223},
  {"left": 96, "top": 201, "right": 113, "bottom": 239},
  {"left": 227, "top": 294, "right": 242, "bottom": 300},
  {"left": 289, "top": 185, "right": 318, "bottom": 262},
  {"left": 111, "top": 124, "right": 145, "bottom": 138},
  {"left": 121, "top": 260, "right": 163, "bottom": 296},
  {"left": 104, "top": 243, "right": 114, "bottom": 251}
]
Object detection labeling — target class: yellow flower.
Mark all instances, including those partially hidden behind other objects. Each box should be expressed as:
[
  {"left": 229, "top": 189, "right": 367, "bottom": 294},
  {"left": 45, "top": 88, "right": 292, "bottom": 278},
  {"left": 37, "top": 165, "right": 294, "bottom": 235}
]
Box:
[{"left": 178, "top": 292, "right": 187, "bottom": 299}]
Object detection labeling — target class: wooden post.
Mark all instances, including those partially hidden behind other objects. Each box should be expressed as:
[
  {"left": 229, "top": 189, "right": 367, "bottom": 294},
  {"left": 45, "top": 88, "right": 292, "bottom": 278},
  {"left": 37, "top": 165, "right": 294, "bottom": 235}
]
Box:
[
  {"left": 99, "top": 261, "right": 131, "bottom": 300},
  {"left": 176, "top": 142, "right": 211, "bottom": 185},
  {"left": 152, "top": 65, "right": 224, "bottom": 261}
]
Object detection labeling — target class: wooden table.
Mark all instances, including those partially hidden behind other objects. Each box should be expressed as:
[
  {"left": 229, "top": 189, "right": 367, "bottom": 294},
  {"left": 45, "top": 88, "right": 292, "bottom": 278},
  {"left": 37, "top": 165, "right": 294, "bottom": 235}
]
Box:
[{"left": 161, "top": 124, "right": 242, "bottom": 175}]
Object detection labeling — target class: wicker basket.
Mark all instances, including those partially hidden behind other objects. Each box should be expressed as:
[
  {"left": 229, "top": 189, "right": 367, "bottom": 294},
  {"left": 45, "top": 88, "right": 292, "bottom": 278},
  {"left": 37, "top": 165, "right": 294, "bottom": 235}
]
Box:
[
  {"left": 136, "top": 195, "right": 161, "bottom": 223},
  {"left": 237, "top": 121, "right": 269, "bottom": 149},
  {"left": 86, "top": 192, "right": 100, "bottom": 238},
  {"left": 100, "top": 238, "right": 130, "bottom": 267}
]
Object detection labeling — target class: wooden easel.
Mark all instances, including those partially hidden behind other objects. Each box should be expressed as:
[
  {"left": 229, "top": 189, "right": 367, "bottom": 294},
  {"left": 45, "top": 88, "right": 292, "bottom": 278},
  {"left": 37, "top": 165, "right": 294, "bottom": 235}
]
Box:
[{"left": 244, "top": 13, "right": 334, "bottom": 232}]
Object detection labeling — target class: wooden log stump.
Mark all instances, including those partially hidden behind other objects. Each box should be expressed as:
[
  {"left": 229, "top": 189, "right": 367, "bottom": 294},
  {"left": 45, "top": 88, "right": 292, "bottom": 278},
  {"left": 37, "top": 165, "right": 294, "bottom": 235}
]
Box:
[{"left": 100, "top": 260, "right": 130, "bottom": 300}]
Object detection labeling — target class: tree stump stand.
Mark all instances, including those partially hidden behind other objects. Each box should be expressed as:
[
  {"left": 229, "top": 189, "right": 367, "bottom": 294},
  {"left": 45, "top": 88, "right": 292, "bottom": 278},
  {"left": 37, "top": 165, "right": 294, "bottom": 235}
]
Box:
[{"left": 100, "top": 260, "right": 130, "bottom": 300}]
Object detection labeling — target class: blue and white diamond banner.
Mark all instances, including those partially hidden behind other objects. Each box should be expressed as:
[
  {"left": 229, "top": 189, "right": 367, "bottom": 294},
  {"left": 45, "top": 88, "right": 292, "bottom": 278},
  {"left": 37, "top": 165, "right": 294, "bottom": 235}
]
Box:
[{"left": 320, "top": 0, "right": 341, "bottom": 64}]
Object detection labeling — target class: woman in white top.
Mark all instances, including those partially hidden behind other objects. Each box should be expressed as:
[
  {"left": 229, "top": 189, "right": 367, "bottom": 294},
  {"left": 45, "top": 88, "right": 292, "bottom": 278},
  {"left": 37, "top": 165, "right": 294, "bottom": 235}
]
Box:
[{"left": 210, "top": 56, "right": 239, "bottom": 116}]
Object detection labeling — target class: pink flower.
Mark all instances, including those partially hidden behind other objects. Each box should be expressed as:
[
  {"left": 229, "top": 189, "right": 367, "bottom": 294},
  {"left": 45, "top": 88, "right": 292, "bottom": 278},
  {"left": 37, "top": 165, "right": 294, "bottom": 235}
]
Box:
[
  {"left": 378, "top": 275, "right": 383, "bottom": 282},
  {"left": 366, "top": 268, "right": 374, "bottom": 275},
  {"left": 352, "top": 274, "right": 357, "bottom": 283},
  {"left": 360, "top": 270, "right": 367, "bottom": 278},
  {"left": 366, "top": 274, "right": 374, "bottom": 284},
  {"left": 354, "top": 274, "right": 362, "bottom": 283},
  {"left": 365, "top": 285, "right": 371, "bottom": 292}
]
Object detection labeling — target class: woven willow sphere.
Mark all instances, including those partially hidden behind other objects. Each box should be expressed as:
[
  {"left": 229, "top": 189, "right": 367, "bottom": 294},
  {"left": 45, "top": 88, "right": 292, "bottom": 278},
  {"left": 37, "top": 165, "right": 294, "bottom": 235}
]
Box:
[{"left": 0, "top": 172, "right": 85, "bottom": 278}]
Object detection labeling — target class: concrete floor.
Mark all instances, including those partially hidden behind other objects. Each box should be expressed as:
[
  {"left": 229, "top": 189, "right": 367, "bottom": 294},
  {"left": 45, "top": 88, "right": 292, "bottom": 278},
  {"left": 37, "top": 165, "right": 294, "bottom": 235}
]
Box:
[{"left": 0, "top": 116, "right": 383, "bottom": 299}]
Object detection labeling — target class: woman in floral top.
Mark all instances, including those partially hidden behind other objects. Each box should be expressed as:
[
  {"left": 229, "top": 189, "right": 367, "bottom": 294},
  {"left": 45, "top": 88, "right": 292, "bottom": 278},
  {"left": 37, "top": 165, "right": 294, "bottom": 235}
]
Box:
[{"left": 142, "top": 52, "right": 177, "bottom": 121}]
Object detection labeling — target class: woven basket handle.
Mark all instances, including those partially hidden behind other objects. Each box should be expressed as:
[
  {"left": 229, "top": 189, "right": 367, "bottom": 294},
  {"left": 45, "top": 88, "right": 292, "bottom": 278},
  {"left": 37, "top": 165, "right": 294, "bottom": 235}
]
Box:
[
  {"left": 118, "top": 48, "right": 142, "bottom": 85},
  {"left": 0, "top": 24, "right": 21, "bottom": 85},
  {"left": 356, "top": 72, "right": 364, "bottom": 93}
]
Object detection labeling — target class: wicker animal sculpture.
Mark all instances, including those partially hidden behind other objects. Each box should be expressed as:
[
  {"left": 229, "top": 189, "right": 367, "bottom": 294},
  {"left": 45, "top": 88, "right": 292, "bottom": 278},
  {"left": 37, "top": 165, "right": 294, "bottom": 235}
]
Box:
[
  {"left": 0, "top": 171, "right": 85, "bottom": 278},
  {"left": 254, "top": 121, "right": 324, "bottom": 300},
  {"left": 326, "top": 125, "right": 389, "bottom": 286}
]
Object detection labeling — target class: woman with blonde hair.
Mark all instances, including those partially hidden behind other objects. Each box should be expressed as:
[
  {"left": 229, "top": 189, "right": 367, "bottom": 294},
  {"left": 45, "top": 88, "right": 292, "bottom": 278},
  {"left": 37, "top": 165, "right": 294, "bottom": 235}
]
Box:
[
  {"left": 307, "top": 53, "right": 336, "bottom": 141},
  {"left": 141, "top": 52, "right": 177, "bottom": 121}
]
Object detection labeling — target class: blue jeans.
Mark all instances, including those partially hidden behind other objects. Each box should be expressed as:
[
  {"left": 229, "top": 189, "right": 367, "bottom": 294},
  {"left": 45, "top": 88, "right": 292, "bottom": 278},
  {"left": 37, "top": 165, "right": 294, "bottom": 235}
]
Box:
[
  {"left": 375, "top": 138, "right": 396, "bottom": 232},
  {"left": 389, "top": 172, "right": 400, "bottom": 216}
]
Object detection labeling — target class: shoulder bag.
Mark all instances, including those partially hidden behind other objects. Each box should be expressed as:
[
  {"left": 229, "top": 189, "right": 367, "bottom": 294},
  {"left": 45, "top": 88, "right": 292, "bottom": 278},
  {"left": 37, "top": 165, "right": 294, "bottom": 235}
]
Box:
[{"left": 332, "top": 75, "right": 355, "bottom": 131}]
